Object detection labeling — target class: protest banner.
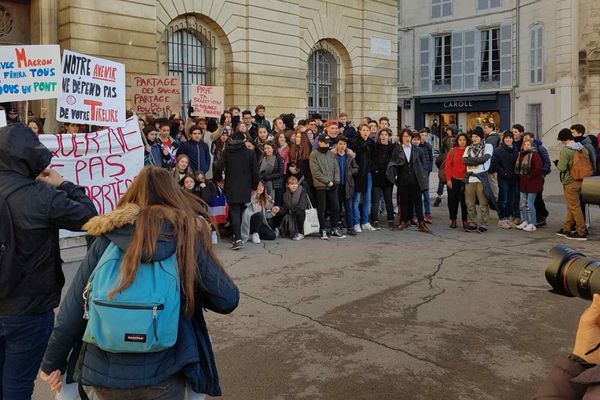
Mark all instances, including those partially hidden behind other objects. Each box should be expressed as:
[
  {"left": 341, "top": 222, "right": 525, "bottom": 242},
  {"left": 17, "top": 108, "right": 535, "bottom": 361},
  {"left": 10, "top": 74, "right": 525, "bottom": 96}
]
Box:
[
  {"left": 56, "top": 50, "right": 126, "bottom": 128},
  {"left": 39, "top": 117, "right": 143, "bottom": 223},
  {"left": 131, "top": 75, "right": 181, "bottom": 115},
  {"left": 0, "top": 45, "right": 61, "bottom": 101},
  {"left": 190, "top": 85, "right": 224, "bottom": 118}
]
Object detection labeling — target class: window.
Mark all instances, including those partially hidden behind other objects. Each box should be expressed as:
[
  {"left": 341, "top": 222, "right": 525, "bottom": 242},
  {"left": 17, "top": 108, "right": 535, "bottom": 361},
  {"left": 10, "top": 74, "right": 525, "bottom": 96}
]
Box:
[
  {"left": 530, "top": 24, "right": 543, "bottom": 84},
  {"left": 477, "top": 0, "right": 501, "bottom": 11},
  {"left": 527, "top": 104, "right": 542, "bottom": 139},
  {"left": 432, "top": 0, "right": 452, "bottom": 18},
  {"left": 434, "top": 35, "right": 451, "bottom": 88},
  {"left": 166, "top": 28, "right": 210, "bottom": 112},
  {"left": 308, "top": 50, "right": 337, "bottom": 119},
  {"left": 480, "top": 28, "right": 501, "bottom": 84}
]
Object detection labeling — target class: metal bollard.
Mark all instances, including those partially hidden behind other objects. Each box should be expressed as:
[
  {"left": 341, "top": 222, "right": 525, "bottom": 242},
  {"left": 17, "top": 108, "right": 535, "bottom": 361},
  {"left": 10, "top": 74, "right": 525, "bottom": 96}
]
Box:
[{"left": 582, "top": 176, "right": 600, "bottom": 205}]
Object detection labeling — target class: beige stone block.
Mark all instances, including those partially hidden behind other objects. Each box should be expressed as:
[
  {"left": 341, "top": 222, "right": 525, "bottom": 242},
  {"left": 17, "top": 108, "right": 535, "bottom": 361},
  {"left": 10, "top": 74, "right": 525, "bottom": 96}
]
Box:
[
  {"left": 69, "top": 0, "right": 156, "bottom": 20},
  {"left": 68, "top": 8, "right": 156, "bottom": 33},
  {"left": 68, "top": 23, "right": 157, "bottom": 48},
  {"left": 248, "top": 41, "right": 301, "bottom": 58}
]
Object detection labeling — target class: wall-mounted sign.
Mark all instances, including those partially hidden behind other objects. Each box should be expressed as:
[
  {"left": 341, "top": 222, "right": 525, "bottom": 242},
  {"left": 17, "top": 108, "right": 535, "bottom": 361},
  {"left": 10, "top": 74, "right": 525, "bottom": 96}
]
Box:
[{"left": 370, "top": 37, "right": 392, "bottom": 57}]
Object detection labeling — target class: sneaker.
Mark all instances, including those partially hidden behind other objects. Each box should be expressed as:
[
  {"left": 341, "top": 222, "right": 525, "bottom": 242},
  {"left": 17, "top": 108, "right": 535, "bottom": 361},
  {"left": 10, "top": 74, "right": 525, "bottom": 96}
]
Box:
[
  {"left": 535, "top": 220, "right": 547, "bottom": 228},
  {"left": 523, "top": 224, "right": 537, "bottom": 232},
  {"left": 510, "top": 216, "right": 522, "bottom": 226},
  {"left": 362, "top": 223, "right": 376, "bottom": 232},
  {"left": 274, "top": 228, "right": 280, "bottom": 239},
  {"left": 320, "top": 230, "right": 329, "bottom": 240},
  {"left": 347, "top": 228, "right": 357, "bottom": 236},
  {"left": 292, "top": 233, "right": 305, "bottom": 241},
  {"left": 211, "top": 230, "right": 218, "bottom": 244},
  {"left": 497, "top": 219, "right": 511, "bottom": 229},
  {"left": 330, "top": 228, "right": 346, "bottom": 238},
  {"left": 353, "top": 224, "right": 363, "bottom": 233},
  {"left": 556, "top": 229, "right": 570, "bottom": 238},
  {"left": 250, "top": 233, "right": 261, "bottom": 244},
  {"left": 465, "top": 225, "right": 478, "bottom": 233},
  {"left": 515, "top": 221, "right": 528, "bottom": 230},
  {"left": 424, "top": 215, "right": 433, "bottom": 224},
  {"left": 372, "top": 220, "right": 380, "bottom": 229},
  {"left": 478, "top": 226, "right": 488, "bottom": 233},
  {"left": 411, "top": 216, "right": 418, "bottom": 225},
  {"left": 433, "top": 197, "right": 442, "bottom": 207},
  {"left": 567, "top": 231, "right": 588, "bottom": 241},
  {"left": 232, "top": 240, "right": 243, "bottom": 250}
]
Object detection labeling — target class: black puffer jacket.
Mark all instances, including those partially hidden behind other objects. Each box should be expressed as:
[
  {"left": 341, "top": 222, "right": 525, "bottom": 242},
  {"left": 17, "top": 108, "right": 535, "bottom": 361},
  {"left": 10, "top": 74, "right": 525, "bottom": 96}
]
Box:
[
  {"left": 0, "top": 123, "right": 97, "bottom": 315},
  {"left": 348, "top": 137, "right": 375, "bottom": 193},
  {"left": 372, "top": 143, "right": 395, "bottom": 187},
  {"left": 214, "top": 140, "right": 259, "bottom": 204},
  {"left": 490, "top": 143, "right": 519, "bottom": 182}
]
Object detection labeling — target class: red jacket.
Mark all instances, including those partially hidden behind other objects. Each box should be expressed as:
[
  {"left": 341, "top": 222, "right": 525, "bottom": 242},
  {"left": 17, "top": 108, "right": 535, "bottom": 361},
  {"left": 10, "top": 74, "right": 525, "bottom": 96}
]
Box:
[
  {"left": 444, "top": 147, "right": 467, "bottom": 180},
  {"left": 517, "top": 150, "right": 544, "bottom": 193}
]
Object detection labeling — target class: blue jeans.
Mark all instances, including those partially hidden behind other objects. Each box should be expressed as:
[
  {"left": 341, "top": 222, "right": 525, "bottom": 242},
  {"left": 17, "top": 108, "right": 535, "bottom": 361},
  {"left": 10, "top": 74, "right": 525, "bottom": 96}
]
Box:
[
  {"left": 520, "top": 192, "right": 537, "bottom": 224},
  {"left": 0, "top": 311, "right": 54, "bottom": 399},
  {"left": 352, "top": 173, "right": 372, "bottom": 225},
  {"left": 422, "top": 174, "right": 431, "bottom": 215},
  {"left": 497, "top": 179, "right": 519, "bottom": 220}
]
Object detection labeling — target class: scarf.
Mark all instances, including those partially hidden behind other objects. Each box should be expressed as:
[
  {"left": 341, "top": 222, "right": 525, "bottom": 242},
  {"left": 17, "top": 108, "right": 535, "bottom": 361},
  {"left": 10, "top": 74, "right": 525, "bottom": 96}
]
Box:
[
  {"left": 283, "top": 187, "right": 303, "bottom": 211},
  {"left": 466, "top": 142, "right": 485, "bottom": 158},
  {"left": 515, "top": 149, "right": 535, "bottom": 176},
  {"left": 260, "top": 155, "right": 276, "bottom": 195},
  {"left": 317, "top": 147, "right": 329, "bottom": 153}
]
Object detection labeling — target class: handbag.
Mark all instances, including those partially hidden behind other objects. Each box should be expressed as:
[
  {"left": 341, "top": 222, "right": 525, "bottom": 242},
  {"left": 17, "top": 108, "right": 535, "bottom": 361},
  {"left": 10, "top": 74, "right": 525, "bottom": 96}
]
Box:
[{"left": 303, "top": 195, "right": 320, "bottom": 236}]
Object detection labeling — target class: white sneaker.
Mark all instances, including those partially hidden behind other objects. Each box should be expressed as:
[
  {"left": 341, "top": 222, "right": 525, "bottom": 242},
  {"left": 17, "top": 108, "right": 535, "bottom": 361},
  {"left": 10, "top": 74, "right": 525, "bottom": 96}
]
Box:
[
  {"left": 274, "top": 228, "right": 280, "bottom": 239},
  {"left": 362, "top": 223, "right": 376, "bottom": 232},
  {"left": 292, "top": 233, "right": 305, "bottom": 241},
  {"left": 523, "top": 223, "right": 537, "bottom": 232},
  {"left": 211, "top": 230, "right": 218, "bottom": 244},
  {"left": 516, "top": 221, "right": 528, "bottom": 230},
  {"left": 497, "top": 219, "right": 511, "bottom": 229},
  {"left": 353, "top": 224, "right": 362, "bottom": 233},
  {"left": 250, "top": 233, "right": 261, "bottom": 244}
]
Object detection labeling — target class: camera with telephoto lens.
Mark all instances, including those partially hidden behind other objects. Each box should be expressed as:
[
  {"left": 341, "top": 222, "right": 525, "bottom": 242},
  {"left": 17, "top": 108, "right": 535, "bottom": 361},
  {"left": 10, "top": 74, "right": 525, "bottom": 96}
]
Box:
[{"left": 546, "top": 245, "right": 600, "bottom": 300}]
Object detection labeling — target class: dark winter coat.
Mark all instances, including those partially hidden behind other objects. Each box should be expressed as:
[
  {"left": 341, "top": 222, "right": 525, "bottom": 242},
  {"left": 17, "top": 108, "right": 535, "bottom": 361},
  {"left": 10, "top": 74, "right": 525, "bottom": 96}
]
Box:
[
  {"left": 386, "top": 145, "right": 427, "bottom": 191},
  {"left": 260, "top": 154, "right": 285, "bottom": 190},
  {"left": 342, "top": 124, "right": 357, "bottom": 141},
  {"left": 517, "top": 150, "right": 544, "bottom": 193},
  {"left": 348, "top": 137, "right": 374, "bottom": 193},
  {"left": 490, "top": 143, "right": 519, "bottom": 182},
  {"left": 39, "top": 204, "right": 239, "bottom": 395},
  {"left": 196, "top": 180, "right": 218, "bottom": 205},
  {"left": 534, "top": 356, "right": 600, "bottom": 399},
  {"left": 0, "top": 123, "right": 97, "bottom": 315},
  {"left": 419, "top": 142, "right": 434, "bottom": 173},
  {"left": 486, "top": 132, "right": 501, "bottom": 148},
  {"left": 336, "top": 151, "right": 359, "bottom": 199},
  {"left": 310, "top": 149, "right": 340, "bottom": 190},
  {"left": 254, "top": 115, "right": 272, "bottom": 132},
  {"left": 215, "top": 140, "right": 259, "bottom": 204},
  {"left": 532, "top": 139, "right": 551, "bottom": 175},
  {"left": 372, "top": 143, "right": 395, "bottom": 188},
  {"left": 178, "top": 139, "right": 211, "bottom": 173}
]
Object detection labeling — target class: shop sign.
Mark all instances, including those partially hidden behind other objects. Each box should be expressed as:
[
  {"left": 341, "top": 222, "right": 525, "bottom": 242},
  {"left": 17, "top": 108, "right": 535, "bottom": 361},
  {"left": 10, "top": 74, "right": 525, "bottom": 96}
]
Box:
[{"left": 443, "top": 101, "right": 474, "bottom": 108}]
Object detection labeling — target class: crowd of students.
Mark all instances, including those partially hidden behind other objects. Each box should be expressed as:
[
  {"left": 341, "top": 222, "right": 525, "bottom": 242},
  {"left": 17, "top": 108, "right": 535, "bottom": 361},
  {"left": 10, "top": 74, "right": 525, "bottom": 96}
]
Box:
[{"left": 135, "top": 104, "right": 600, "bottom": 248}]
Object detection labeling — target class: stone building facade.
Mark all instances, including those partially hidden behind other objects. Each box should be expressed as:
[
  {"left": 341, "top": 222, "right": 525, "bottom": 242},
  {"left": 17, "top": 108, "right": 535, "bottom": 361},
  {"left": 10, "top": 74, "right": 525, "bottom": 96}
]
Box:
[
  {"left": 398, "top": 0, "right": 600, "bottom": 149},
  {"left": 1, "top": 0, "right": 398, "bottom": 131}
]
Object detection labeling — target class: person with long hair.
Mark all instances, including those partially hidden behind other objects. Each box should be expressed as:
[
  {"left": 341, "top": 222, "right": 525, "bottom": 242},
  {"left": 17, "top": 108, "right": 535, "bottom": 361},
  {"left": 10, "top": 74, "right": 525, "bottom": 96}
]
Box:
[
  {"left": 240, "top": 180, "right": 279, "bottom": 244},
  {"left": 444, "top": 132, "right": 469, "bottom": 229},
  {"left": 348, "top": 123, "right": 377, "bottom": 232},
  {"left": 514, "top": 138, "right": 544, "bottom": 232},
  {"left": 27, "top": 118, "right": 44, "bottom": 135},
  {"left": 211, "top": 126, "right": 231, "bottom": 176},
  {"left": 39, "top": 167, "right": 239, "bottom": 398},
  {"left": 259, "top": 141, "right": 285, "bottom": 205},
  {"left": 172, "top": 154, "right": 192, "bottom": 182},
  {"left": 371, "top": 128, "right": 396, "bottom": 229}
]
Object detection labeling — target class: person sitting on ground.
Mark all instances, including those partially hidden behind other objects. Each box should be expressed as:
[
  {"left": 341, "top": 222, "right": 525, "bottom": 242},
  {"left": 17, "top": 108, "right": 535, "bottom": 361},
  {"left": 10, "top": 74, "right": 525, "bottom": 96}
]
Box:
[
  {"left": 240, "top": 181, "right": 279, "bottom": 244},
  {"left": 172, "top": 154, "right": 193, "bottom": 182},
  {"left": 194, "top": 171, "right": 218, "bottom": 206},
  {"left": 272, "top": 176, "right": 309, "bottom": 241},
  {"left": 514, "top": 138, "right": 544, "bottom": 232}
]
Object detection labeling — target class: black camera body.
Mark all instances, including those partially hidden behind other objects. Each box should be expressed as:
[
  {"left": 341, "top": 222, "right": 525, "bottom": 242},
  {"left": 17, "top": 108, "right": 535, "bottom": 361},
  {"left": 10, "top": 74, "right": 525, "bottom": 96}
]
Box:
[{"left": 547, "top": 245, "right": 600, "bottom": 300}]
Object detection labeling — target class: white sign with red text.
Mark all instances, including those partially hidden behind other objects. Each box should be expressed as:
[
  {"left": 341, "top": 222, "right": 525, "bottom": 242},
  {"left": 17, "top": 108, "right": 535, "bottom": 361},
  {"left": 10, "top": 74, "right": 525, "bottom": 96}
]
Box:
[
  {"left": 56, "top": 50, "right": 126, "bottom": 127},
  {"left": 190, "top": 85, "right": 224, "bottom": 118}
]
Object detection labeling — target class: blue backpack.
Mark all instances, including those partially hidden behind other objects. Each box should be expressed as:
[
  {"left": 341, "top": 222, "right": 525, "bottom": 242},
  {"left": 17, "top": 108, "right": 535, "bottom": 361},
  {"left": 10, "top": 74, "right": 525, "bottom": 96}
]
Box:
[{"left": 82, "top": 242, "right": 180, "bottom": 353}]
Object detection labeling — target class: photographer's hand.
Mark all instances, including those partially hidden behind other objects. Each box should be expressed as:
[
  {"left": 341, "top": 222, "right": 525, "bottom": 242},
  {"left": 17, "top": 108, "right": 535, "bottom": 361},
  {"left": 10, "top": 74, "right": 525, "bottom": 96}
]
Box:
[{"left": 573, "top": 294, "right": 600, "bottom": 364}]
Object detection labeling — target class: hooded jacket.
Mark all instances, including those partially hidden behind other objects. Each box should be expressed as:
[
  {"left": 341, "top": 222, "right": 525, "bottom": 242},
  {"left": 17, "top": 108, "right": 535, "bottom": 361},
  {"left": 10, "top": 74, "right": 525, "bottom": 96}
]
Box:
[
  {"left": 574, "top": 136, "right": 597, "bottom": 174},
  {"left": 558, "top": 142, "right": 589, "bottom": 185},
  {"left": 532, "top": 139, "right": 551, "bottom": 175},
  {"left": 490, "top": 143, "right": 519, "bottom": 182},
  {"left": 39, "top": 204, "right": 239, "bottom": 395},
  {"left": 214, "top": 140, "right": 259, "bottom": 204},
  {"left": 310, "top": 148, "right": 340, "bottom": 190},
  {"left": 0, "top": 123, "right": 97, "bottom": 315}
]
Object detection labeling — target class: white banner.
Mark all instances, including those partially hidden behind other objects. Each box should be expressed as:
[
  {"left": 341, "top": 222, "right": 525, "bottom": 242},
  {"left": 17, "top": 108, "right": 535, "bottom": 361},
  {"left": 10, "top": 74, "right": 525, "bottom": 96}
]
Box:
[
  {"left": 57, "top": 50, "right": 126, "bottom": 128},
  {"left": 0, "top": 45, "right": 61, "bottom": 101},
  {"left": 39, "top": 117, "right": 143, "bottom": 218}
]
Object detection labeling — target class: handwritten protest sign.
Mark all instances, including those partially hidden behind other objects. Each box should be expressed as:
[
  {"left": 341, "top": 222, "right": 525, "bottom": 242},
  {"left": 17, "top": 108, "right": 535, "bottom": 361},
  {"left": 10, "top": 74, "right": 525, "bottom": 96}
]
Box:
[
  {"left": 57, "top": 50, "right": 126, "bottom": 128},
  {"left": 131, "top": 75, "right": 181, "bottom": 115},
  {"left": 0, "top": 45, "right": 61, "bottom": 101},
  {"left": 190, "top": 85, "right": 224, "bottom": 118},
  {"left": 39, "top": 117, "right": 143, "bottom": 220}
]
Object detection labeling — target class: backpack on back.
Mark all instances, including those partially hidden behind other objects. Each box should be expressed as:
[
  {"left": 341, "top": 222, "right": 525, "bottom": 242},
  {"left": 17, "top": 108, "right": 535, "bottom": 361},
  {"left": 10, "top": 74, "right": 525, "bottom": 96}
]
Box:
[
  {"left": 83, "top": 242, "right": 180, "bottom": 353},
  {"left": 0, "top": 182, "right": 30, "bottom": 299},
  {"left": 570, "top": 149, "right": 593, "bottom": 181}
]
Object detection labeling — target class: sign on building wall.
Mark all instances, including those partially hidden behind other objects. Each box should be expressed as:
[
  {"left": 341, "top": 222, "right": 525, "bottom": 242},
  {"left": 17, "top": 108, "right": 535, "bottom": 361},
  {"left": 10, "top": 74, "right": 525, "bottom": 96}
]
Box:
[
  {"left": 39, "top": 117, "right": 144, "bottom": 217},
  {"left": 370, "top": 37, "right": 392, "bottom": 57},
  {"left": 57, "top": 50, "right": 126, "bottom": 127},
  {"left": 190, "top": 85, "right": 225, "bottom": 118},
  {"left": 130, "top": 75, "right": 182, "bottom": 115},
  {"left": 0, "top": 44, "right": 61, "bottom": 101}
]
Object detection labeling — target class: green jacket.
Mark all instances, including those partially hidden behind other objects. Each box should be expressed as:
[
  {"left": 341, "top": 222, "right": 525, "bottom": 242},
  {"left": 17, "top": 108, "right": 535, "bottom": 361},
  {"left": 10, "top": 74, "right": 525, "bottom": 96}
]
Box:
[
  {"left": 310, "top": 149, "right": 340, "bottom": 189},
  {"left": 557, "top": 142, "right": 588, "bottom": 185}
]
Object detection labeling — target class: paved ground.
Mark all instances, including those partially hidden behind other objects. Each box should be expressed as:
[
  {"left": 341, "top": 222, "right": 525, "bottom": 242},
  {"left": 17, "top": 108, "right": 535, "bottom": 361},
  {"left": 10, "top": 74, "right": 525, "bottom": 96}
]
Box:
[{"left": 34, "top": 173, "right": 600, "bottom": 399}]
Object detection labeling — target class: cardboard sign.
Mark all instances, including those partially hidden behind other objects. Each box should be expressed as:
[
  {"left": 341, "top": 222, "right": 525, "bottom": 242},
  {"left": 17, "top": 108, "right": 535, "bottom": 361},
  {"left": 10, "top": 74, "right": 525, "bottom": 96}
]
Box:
[
  {"left": 0, "top": 109, "right": 6, "bottom": 128},
  {"left": 0, "top": 45, "right": 61, "bottom": 101},
  {"left": 39, "top": 117, "right": 143, "bottom": 217},
  {"left": 57, "top": 50, "right": 126, "bottom": 127},
  {"left": 190, "top": 85, "right": 224, "bottom": 118},
  {"left": 131, "top": 75, "right": 182, "bottom": 115}
]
